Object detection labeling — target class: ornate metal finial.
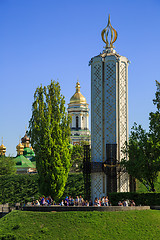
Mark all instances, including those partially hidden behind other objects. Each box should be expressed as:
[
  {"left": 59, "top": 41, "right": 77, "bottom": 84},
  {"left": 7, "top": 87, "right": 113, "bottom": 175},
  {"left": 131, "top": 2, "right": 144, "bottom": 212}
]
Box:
[
  {"left": 101, "top": 14, "right": 118, "bottom": 49},
  {"left": 2, "top": 137, "right": 3, "bottom": 144},
  {"left": 76, "top": 81, "right": 80, "bottom": 93}
]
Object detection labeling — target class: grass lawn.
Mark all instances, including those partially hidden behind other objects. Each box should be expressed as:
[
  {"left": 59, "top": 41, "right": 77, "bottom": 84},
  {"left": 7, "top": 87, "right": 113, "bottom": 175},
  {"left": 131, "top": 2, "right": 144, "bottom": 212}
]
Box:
[{"left": 0, "top": 210, "right": 160, "bottom": 239}]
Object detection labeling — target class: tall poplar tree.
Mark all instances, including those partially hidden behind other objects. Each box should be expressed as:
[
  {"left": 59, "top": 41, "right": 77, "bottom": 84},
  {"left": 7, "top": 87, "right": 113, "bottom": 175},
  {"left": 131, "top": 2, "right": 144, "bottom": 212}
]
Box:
[{"left": 29, "top": 81, "right": 71, "bottom": 199}]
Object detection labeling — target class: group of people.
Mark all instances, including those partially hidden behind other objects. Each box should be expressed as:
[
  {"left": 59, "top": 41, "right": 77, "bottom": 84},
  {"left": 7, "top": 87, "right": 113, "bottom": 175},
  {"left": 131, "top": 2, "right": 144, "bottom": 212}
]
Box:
[
  {"left": 61, "top": 195, "right": 91, "bottom": 206},
  {"left": 118, "top": 199, "right": 136, "bottom": 207},
  {"left": 93, "top": 196, "right": 110, "bottom": 206},
  {"left": 60, "top": 196, "right": 136, "bottom": 207},
  {"left": 28, "top": 196, "right": 53, "bottom": 206},
  {"left": 25, "top": 195, "right": 136, "bottom": 207},
  {"left": 60, "top": 195, "right": 111, "bottom": 207}
]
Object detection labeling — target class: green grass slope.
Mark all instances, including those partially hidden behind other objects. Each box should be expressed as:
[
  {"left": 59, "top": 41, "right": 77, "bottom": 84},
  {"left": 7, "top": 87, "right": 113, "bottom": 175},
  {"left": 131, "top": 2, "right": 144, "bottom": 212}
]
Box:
[{"left": 0, "top": 210, "right": 160, "bottom": 240}]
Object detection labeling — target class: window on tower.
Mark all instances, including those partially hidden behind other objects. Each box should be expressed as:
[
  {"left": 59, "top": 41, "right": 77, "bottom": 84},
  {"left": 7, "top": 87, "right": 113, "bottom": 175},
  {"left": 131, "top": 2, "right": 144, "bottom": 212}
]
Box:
[
  {"left": 82, "top": 116, "right": 84, "bottom": 129},
  {"left": 76, "top": 116, "right": 79, "bottom": 129}
]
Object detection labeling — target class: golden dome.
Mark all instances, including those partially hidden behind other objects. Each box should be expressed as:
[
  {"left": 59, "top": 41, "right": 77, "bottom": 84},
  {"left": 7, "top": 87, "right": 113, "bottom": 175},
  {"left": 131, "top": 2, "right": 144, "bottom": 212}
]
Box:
[
  {"left": 0, "top": 144, "right": 6, "bottom": 156},
  {"left": 0, "top": 144, "right": 6, "bottom": 150},
  {"left": 16, "top": 143, "right": 24, "bottom": 156},
  {"left": 21, "top": 132, "right": 30, "bottom": 148},
  {"left": 70, "top": 82, "right": 86, "bottom": 104}
]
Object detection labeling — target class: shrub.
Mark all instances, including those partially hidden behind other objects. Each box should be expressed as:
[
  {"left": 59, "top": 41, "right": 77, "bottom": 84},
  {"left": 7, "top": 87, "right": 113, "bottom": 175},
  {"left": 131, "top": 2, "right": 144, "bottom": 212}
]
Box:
[
  {"left": 0, "top": 174, "right": 40, "bottom": 204},
  {"left": 109, "top": 192, "right": 160, "bottom": 206},
  {"left": 12, "top": 225, "right": 20, "bottom": 230},
  {"left": 0, "top": 234, "right": 16, "bottom": 240},
  {"left": 0, "top": 173, "right": 85, "bottom": 204}
]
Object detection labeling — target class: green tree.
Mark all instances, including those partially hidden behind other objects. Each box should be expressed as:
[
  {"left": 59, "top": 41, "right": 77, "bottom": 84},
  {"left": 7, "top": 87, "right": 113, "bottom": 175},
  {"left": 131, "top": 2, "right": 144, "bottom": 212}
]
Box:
[
  {"left": 122, "top": 81, "right": 160, "bottom": 192},
  {"left": 71, "top": 145, "right": 84, "bottom": 172},
  {"left": 70, "top": 141, "right": 89, "bottom": 172},
  {"left": 149, "top": 80, "right": 160, "bottom": 149},
  {"left": 0, "top": 156, "right": 16, "bottom": 176},
  {"left": 29, "top": 80, "right": 71, "bottom": 199},
  {"left": 122, "top": 123, "right": 160, "bottom": 192}
]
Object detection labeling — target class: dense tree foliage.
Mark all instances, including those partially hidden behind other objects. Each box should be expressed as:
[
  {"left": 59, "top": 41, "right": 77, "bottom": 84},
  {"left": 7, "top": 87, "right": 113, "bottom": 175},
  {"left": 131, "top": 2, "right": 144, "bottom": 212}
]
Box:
[
  {"left": 149, "top": 80, "right": 160, "bottom": 151},
  {"left": 0, "top": 173, "right": 84, "bottom": 204},
  {"left": 122, "top": 81, "right": 160, "bottom": 192},
  {"left": 29, "top": 81, "right": 71, "bottom": 199},
  {"left": 0, "top": 156, "right": 16, "bottom": 176},
  {"left": 70, "top": 141, "right": 90, "bottom": 172},
  {"left": 0, "top": 174, "right": 39, "bottom": 204},
  {"left": 122, "top": 123, "right": 160, "bottom": 192},
  {"left": 62, "top": 173, "right": 84, "bottom": 198},
  {"left": 70, "top": 144, "right": 84, "bottom": 172}
]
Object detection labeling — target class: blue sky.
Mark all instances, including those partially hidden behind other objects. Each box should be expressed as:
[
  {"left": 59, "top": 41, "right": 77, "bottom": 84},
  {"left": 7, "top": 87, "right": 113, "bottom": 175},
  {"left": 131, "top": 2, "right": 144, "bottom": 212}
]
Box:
[{"left": 0, "top": 0, "right": 160, "bottom": 156}]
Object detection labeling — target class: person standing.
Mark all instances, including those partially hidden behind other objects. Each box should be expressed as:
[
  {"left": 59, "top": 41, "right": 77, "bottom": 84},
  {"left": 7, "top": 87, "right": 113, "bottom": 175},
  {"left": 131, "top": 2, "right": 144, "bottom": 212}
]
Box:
[{"left": 105, "top": 196, "right": 109, "bottom": 206}]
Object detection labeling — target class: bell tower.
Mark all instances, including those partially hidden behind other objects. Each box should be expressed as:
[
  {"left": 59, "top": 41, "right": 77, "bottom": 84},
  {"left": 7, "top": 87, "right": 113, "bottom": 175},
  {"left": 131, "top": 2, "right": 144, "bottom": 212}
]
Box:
[
  {"left": 90, "top": 15, "right": 129, "bottom": 200},
  {"left": 68, "top": 81, "right": 91, "bottom": 145}
]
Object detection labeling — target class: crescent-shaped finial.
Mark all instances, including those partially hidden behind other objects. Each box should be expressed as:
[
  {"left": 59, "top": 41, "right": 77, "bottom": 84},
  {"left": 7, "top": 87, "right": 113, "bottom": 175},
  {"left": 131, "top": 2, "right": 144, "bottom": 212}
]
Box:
[{"left": 101, "top": 14, "right": 118, "bottom": 49}]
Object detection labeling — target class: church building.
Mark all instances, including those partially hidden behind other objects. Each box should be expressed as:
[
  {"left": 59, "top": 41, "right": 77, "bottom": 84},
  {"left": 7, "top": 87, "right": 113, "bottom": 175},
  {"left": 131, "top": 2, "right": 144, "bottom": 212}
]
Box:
[
  {"left": 67, "top": 81, "right": 91, "bottom": 145},
  {"left": 0, "top": 133, "right": 36, "bottom": 174}
]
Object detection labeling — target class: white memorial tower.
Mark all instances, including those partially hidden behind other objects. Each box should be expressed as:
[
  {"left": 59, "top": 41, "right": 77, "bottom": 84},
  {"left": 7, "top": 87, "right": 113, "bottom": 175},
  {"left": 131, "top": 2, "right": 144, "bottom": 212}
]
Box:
[{"left": 90, "top": 15, "right": 130, "bottom": 200}]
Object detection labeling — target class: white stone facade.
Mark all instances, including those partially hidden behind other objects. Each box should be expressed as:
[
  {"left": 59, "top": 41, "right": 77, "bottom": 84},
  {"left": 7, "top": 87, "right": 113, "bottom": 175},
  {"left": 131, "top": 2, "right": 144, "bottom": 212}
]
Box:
[{"left": 90, "top": 50, "right": 129, "bottom": 200}]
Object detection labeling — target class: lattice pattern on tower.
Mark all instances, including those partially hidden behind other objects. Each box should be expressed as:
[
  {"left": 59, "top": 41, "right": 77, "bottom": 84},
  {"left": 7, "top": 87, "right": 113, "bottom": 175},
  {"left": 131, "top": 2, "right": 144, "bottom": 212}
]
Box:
[
  {"left": 91, "top": 62, "right": 103, "bottom": 162},
  {"left": 91, "top": 172, "right": 104, "bottom": 199},
  {"left": 119, "top": 62, "right": 127, "bottom": 161},
  {"left": 119, "top": 170, "right": 129, "bottom": 192},
  {"left": 104, "top": 61, "right": 116, "bottom": 144},
  {"left": 119, "top": 61, "right": 129, "bottom": 192}
]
